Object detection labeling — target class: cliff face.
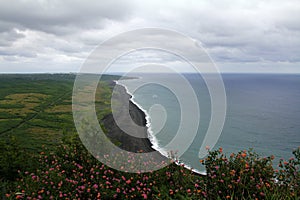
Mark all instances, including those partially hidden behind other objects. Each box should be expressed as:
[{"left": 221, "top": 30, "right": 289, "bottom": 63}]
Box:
[{"left": 101, "top": 84, "right": 154, "bottom": 153}]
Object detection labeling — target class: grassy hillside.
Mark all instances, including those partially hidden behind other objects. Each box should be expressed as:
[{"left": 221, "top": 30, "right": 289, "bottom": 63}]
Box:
[{"left": 0, "top": 74, "right": 117, "bottom": 150}]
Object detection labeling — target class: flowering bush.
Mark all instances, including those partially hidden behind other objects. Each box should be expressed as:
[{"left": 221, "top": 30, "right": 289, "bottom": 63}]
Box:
[
  {"left": 201, "top": 147, "right": 300, "bottom": 199},
  {"left": 3, "top": 136, "right": 300, "bottom": 199},
  {"left": 202, "top": 148, "right": 275, "bottom": 199},
  {"left": 276, "top": 147, "right": 300, "bottom": 197},
  {"left": 5, "top": 137, "right": 204, "bottom": 199}
]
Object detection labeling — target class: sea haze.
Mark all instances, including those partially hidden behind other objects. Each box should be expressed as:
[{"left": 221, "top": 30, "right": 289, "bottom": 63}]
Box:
[{"left": 118, "top": 73, "right": 300, "bottom": 173}]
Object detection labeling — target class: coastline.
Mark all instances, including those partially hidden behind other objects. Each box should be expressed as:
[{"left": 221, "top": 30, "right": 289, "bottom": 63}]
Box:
[
  {"left": 114, "top": 80, "right": 161, "bottom": 152},
  {"left": 101, "top": 81, "right": 155, "bottom": 153},
  {"left": 112, "top": 80, "right": 206, "bottom": 175}
]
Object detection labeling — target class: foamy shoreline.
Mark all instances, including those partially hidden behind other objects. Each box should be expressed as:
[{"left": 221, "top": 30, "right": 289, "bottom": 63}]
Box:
[
  {"left": 113, "top": 80, "right": 206, "bottom": 175},
  {"left": 114, "top": 80, "right": 161, "bottom": 152}
]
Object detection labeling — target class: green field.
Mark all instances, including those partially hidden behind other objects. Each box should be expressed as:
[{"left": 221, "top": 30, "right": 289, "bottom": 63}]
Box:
[{"left": 0, "top": 74, "right": 119, "bottom": 150}]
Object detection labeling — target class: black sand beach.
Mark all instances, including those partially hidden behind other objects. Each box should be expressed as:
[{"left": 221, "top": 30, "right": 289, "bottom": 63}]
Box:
[{"left": 101, "top": 83, "right": 155, "bottom": 153}]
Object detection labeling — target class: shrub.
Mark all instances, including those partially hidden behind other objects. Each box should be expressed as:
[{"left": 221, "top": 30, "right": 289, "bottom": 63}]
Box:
[
  {"left": 0, "top": 136, "right": 35, "bottom": 181},
  {"left": 201, "top": 147, "right": 300, "bottom": 199},
  {"left": 5, "top": 137, "right": 204, "bottom": 199},
  {"left": 3, "top": 137, "right": 300, "bottom": 199},
  {"left": 276, "top": 147, "right": 300, "bottom": 197},
  {"left": 202, "top": 148, "right": 275, "bottom": 199}
]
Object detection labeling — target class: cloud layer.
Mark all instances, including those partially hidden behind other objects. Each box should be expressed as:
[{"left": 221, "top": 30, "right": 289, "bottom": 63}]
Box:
[{"left": 0, "top": 0, "right": 299, "bottom": 73}]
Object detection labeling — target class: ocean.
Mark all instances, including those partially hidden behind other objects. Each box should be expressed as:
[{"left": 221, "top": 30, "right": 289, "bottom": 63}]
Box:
[{"left": 118, "top": 73, "right": 300, "bottom": 173}]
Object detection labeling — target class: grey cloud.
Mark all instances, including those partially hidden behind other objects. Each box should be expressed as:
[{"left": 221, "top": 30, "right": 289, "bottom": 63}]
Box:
[
  {"left": 190, "top": 6, "right": 300, "bottom": 63},
  {"left": 0, "top": 49, "right": 37, "bottom": 58},
  {"left": 200, "top": 26, "right": 300, "bottom": 63},
  {"left": 0, "top": 0, "right": 134, "bottom": 35},
  {"left": 138, "top": 0, "right": 300, "bottom": 64},
  {"left": 0, "top": 0, "right": 299, "bottom": 73},
  {"left": 0, "top": 20, "right": 17, "bottom": 33},
  {"left": 0, "top": 28, "right": 25, "bottom": 46}
]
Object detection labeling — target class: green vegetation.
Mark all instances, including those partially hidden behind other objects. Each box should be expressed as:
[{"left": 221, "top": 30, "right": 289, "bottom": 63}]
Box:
[
  {"left": 0, "top": 74, "right": 299, "bottom": 199},
  {"left": 202, "top": 147, "right": 300, "bottom": 199},
  {"left": 0, "top": 74, "right": 75, "bottom": 147},
  {"left": 0, "top": 74, "right": 117, "bottom": 150},
  {"left": 2, "top": 137, "right": 300, "bottom": 199},
  {"left": 0, "top": 74, "right": 117, "bottom": 181}
]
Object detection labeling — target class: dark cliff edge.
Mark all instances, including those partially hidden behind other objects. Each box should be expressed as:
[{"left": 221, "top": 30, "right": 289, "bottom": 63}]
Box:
[{"left": 101, "top": 83, "right": 155, "bottom": 153}]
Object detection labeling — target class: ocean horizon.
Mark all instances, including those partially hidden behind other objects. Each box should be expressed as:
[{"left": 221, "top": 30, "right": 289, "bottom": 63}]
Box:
[{"left": 117, "top": 73, "right": 300, "bottom": 173}]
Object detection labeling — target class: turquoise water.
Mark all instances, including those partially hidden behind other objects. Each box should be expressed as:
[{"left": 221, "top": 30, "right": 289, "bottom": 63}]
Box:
[{"left": 118, "top": 73, "right": 300, "bottom": 173}]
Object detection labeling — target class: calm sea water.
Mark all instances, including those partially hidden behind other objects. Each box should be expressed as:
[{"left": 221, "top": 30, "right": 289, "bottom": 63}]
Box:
[{"left": 118, "top": 73, "right": 300, "bottom": 173}]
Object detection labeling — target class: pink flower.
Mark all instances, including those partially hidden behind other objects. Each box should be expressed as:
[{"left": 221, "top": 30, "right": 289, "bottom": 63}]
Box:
[
  {"left": 58, "top": 181, "right": 63, "bottom": 187},
  {"left": 77, "top": 164, "right": 83, "bottom": 170},
  {"left": 260, "top": 192, "right": 265, "bottom": 197},
  {"left": 142, "top": 193, "right": 147, "bottom": 199},
  {"left": 93, "top": 184, "right": 98, "bottom": 189},
  {"left": 121, "top": 176, "right": 126, "bottom": 181}
]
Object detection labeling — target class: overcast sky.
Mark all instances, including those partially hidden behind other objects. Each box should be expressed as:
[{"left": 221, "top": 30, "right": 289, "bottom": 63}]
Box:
[{"left": 0, "top": 0, "right": 299, "bottom": 73}]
